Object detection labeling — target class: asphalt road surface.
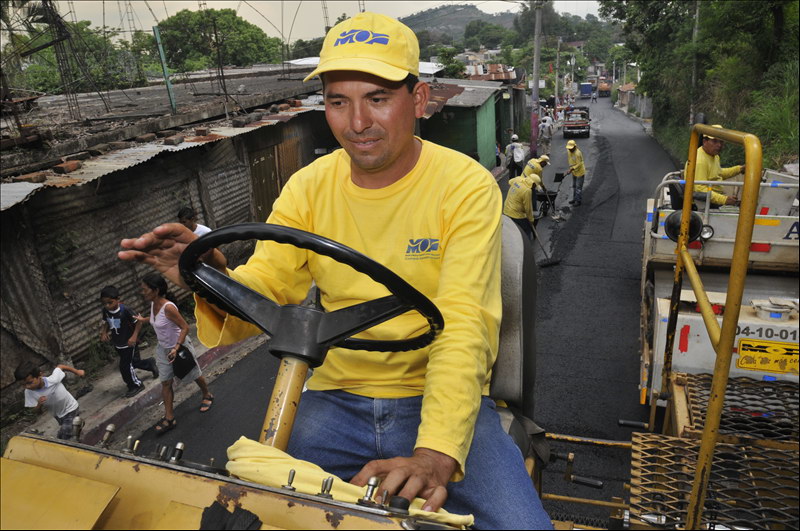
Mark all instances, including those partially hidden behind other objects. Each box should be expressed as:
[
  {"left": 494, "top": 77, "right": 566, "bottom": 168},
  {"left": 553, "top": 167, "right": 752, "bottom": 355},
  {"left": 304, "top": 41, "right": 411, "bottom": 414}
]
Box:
[
  {"left": 133, "top": 97, "right": 679, "bottom": 526},
  {"left": 532, "top": 98, "right": 677, "bottom": 525}
]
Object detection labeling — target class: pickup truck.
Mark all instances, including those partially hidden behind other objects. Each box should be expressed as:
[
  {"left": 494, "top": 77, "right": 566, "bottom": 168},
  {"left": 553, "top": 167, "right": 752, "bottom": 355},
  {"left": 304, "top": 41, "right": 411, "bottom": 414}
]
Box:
[{"left": 563, "top": 106, "right": 591, "bottom": 138}]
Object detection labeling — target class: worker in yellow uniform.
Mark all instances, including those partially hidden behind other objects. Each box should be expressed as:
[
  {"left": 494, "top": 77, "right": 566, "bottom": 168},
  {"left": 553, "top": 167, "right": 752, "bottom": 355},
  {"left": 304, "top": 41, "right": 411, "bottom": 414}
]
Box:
[
  {"left": 687, "top": 124, "right": 745, "bottom": 207},
  {"left": 504, "top": 156, "right": 549, "bottom": 240},
  {"left": 565, "top": 139, "right": 585, "bottom": 206},
  {"left": 119, "top": 12, "right": 552, "bottom": 530}
]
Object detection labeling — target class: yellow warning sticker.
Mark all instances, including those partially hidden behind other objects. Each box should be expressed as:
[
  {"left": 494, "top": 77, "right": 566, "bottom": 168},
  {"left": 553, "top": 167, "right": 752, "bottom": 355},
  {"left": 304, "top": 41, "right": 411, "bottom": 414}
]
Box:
[{"left": 737, "top": 338, "right": 799, "bottom": 374}]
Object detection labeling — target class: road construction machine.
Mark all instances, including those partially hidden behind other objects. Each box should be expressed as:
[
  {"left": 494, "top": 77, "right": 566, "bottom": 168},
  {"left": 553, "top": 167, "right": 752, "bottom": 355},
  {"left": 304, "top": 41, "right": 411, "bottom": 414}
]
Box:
[{"left": 2, "top": 126, "right": 797, "bottom": 530}]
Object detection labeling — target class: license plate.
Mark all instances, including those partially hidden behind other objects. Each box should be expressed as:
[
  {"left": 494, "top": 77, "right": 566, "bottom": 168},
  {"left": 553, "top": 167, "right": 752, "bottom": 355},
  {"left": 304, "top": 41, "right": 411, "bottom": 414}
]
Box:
[{"left": 736, "top": 338, "right": 799, "bottom": 374}]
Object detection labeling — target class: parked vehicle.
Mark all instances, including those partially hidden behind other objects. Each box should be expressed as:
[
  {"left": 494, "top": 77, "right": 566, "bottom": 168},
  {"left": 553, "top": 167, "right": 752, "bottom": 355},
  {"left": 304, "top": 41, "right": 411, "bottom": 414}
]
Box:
[
  {"left": 598, "top": 78, "right": 612, "bottom": 97},
  {"left": 562, "top": 106, "right": 590, "bottom": 138}
]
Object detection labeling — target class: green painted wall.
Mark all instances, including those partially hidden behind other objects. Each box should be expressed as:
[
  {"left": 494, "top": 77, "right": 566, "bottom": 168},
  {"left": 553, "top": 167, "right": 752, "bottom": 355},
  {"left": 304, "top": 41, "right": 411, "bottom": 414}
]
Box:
[
  {"left": 475, "top": 97, "right": 496, "bottom": 170},
  {"left": 420, "top": 95, "right": 498, "bottom": 171}
]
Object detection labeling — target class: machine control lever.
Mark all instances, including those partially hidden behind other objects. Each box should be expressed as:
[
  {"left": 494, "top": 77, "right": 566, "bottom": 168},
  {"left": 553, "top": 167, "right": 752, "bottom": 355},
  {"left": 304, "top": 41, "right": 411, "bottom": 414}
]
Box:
[
  {"left": 570, "top": 475, "right": 605, "bottom": 489},
  {"left": 357, "top": 476, "right": 381, "bottom": 507},
  {"left": 98, "top": 424, "right": 115, "bottom": 448},
  {"left": 618, "top": 419, "right": 649, "bottom": 429},
  {"left": 282, "top": 469, "right": 297, "bottom": 491},
  {"left": 122, "top": 435, "right": 134, "bottom": 454},
  {"left": 388, "top": 496, "right": 411, "bottom": 515},
  {"left": 169, "top": 442, "right": 185, "bottom": 464},
  {"left": 317, "top": 476, "right": 334, "bottom": 499}
]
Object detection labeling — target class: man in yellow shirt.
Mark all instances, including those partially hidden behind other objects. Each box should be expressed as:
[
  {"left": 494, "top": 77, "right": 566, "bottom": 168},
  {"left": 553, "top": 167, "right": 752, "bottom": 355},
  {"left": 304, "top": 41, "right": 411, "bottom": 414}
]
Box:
[
  {"left": 566, "top": 139, "right": 586, "bottom": 206},
  {"left": 687, "top": 125, "right": 745, "bottom": 206},
  {"left": 120, "top": 12, "right": 551, "bottom": 530},
  {"left": 504, "top": 155, "right": 549, "bottom": 239}
]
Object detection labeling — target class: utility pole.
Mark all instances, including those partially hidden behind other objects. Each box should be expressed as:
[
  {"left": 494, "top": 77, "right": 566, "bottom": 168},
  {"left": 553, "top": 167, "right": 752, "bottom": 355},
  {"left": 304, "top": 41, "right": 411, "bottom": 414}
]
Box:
[
  {"left": 554, "top": 37, "right": 561, "bottom": 107},
  {"left": 689, "top": 0, "right": 700, "bottom": 124},
  {"left": 530, "top": 0, "right": 543, "bottom": 157},
  {"left": 152, "top": 26, "right": 177, "bottom": 114}
]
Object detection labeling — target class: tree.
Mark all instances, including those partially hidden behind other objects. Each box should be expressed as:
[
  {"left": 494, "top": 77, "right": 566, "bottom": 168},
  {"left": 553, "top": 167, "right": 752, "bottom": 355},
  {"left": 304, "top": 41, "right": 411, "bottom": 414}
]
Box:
[
  {"left": 436, "top": 46, "right": 465, "bottom": 78},
  {"left": 291, "top": 37, "right": 324, "bottom": 59},
  {"left": 157, "top": 9, "right": 281, "bottom": 71}
]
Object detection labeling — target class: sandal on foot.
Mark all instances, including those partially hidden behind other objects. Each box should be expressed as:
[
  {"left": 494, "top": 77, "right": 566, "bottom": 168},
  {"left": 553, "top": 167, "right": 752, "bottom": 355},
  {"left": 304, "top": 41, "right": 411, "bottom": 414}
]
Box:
[
  {"left": 199, "top": 396, "right": 214, "bottom": 413},
  {"left": 154, "top": 417, "right": 176, "bottom": 435}
]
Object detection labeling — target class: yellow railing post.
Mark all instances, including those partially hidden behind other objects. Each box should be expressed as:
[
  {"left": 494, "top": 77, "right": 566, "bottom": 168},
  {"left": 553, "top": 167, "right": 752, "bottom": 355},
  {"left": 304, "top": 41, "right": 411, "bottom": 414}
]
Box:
[{"left": 675, "top": 125, "right": 762, "bottom": 530}]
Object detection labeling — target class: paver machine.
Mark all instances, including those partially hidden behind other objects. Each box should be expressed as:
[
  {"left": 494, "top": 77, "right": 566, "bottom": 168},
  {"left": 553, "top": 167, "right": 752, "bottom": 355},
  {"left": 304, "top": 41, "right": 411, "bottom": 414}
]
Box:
[{"left": 632, "top": 124, "right": 799, "bottom": 529}]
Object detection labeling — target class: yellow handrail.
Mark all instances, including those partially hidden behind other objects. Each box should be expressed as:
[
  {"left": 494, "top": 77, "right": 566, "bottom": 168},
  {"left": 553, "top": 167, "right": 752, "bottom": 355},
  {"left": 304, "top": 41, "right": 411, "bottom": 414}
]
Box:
[
  {"left": 678, "top": 245, "right": 721, "bottom": 347},
  {"left": 664, "top": 124, "right": 762, "bottom": 529}
]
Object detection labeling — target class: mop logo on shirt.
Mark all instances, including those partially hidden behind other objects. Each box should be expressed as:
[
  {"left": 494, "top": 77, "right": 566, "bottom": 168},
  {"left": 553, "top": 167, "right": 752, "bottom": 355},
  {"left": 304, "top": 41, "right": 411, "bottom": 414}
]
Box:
[{"left": 406, "top": 238, "right": 441, "bottom": 260}]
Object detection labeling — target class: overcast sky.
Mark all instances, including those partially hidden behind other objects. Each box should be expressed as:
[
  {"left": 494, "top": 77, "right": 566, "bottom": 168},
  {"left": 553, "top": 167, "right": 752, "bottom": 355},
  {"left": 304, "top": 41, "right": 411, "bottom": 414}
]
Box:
[{"left": 62, "top": 1, "right": 600, "bottom": 43}]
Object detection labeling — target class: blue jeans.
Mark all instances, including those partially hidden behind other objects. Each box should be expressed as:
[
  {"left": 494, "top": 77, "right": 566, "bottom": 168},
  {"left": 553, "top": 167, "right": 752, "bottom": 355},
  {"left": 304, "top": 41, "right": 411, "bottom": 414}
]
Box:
[
  {"left": 572, "top": 175, "right": 585, "bottom": 203},
  {"left": 287, "top": 390, "right": 552, "bottom": 529}
]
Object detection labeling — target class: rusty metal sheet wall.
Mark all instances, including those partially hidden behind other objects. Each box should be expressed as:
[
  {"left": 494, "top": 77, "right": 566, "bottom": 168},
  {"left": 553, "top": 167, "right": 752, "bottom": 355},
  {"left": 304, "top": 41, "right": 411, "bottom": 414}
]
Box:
[
  {"left": 1, "top": 138, "right": 255, "bottom": 373},
  {"left": 199, "top": 139, "right": 253, "bottom": 228},
  {"left": 250, "top": 146, "right": 280, "bottom": 223},
  {"left": 0, "top": 208, "right": 62, "bottom": 389}
]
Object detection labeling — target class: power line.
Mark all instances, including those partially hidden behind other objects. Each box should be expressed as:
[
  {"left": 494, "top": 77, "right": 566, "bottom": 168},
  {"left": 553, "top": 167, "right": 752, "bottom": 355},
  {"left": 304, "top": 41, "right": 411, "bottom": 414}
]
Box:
[{"left": 241, "top": 0, "right": 285, "bottom": 40}]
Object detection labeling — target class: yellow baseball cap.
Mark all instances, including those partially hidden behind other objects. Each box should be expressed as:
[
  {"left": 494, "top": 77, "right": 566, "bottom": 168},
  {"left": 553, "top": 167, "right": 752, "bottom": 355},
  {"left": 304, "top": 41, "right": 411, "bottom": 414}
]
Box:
[
  {"left": 704, "top": 124, "right": 724, "bottom": 140},
  {"left": 303, "top": 12, "right": 420, "bottom": 83},
  {"left": 566, "top": 140, "right": 577, "bottom": 149}
]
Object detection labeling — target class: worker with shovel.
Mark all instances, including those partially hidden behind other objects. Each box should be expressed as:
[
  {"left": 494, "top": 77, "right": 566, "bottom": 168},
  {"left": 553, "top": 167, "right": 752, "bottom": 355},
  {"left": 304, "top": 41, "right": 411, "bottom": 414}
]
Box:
[
  {"left": 565, "top": 139, "right": 586, "bottom": 206},
  {"left": 504, "top": 155, "right": 549, "bottom": 239}
]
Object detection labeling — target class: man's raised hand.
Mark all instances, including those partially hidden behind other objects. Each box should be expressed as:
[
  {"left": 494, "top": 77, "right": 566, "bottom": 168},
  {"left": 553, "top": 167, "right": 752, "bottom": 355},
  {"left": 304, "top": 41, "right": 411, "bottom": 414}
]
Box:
[{"left": 118, "top": 223, "right": 197, "bottom": 289}]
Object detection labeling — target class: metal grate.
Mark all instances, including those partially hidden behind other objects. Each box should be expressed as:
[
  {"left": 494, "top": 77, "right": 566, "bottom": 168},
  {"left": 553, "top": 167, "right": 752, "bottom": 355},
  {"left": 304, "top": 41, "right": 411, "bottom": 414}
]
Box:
[
  {"left": 686, "top": 374, "right": 799, "bottom": 441},
  {"left": 630, "top": 433, "right": 799, "bottom": 529}
]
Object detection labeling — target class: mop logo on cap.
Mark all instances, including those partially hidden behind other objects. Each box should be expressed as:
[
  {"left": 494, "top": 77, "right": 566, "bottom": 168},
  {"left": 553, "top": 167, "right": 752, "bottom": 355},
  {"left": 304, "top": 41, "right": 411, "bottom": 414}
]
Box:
[
  {"left": 406, "top": 238, "right": 440, "bottom": 260},
  {"left": 334, "top": 29, "right": 390, "bottom": 47}
]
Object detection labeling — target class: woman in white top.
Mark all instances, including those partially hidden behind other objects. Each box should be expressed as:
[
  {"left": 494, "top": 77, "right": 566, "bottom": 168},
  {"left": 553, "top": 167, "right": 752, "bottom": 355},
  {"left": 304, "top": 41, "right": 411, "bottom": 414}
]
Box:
[{"left": 137, "top": 272, "right": 214, "bottom": 434}]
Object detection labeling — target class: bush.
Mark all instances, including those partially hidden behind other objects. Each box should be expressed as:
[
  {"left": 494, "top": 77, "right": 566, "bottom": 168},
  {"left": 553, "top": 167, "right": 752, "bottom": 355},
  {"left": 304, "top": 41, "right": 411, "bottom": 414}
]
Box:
[{"left": 740, "top": 60, "right": 800, "bottom": 168}]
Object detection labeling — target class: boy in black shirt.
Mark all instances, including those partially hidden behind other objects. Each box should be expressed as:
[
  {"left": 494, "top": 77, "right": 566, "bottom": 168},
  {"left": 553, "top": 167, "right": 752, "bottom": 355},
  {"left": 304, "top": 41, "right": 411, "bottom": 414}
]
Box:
[{"left": 100, "top": 285, "right": 158, "bottom": 397}]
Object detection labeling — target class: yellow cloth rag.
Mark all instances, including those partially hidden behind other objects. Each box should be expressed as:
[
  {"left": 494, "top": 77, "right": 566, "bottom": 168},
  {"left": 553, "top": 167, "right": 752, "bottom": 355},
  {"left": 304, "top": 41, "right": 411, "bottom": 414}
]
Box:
[{"left": 226, "top": 437, "right": 474, "bottom": 528}]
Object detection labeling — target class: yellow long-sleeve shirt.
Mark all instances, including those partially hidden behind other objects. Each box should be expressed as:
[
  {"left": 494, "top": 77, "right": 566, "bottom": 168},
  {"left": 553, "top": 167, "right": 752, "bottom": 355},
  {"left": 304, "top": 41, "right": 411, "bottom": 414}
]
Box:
[
  {"left": 195, "top": 139, "right": 502, "bottom": 480},
  {"left": 688, "top": 146, "right": 744, "bottom": 205},
  {"left": 522, "top": 159, "right": 546, "bottom": 184},
  {"left": 503, "top": 175, "right": 537, "bottom": 222},
  {"left": 567, "top": 147, "right": 585, "bottom": 177}
]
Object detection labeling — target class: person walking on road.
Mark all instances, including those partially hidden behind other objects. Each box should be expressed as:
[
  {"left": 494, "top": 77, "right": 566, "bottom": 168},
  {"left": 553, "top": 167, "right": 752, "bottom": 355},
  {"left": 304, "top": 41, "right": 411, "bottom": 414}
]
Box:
[
  {"left": 686, "top": 124, "right": 746, "bottom": 207},
  {"left": 135, "top": 272, "right": 214, "bottom": 435},
  {"left": 505, "top": 134, "right": 525, "bottom": 178},
  {"left": 538, "top": 117, "right": 553, "bottom": 156},
  {"left": 99, "top": 285, "right": 158, "bottom": 398},
  {"left": 15, "top": 361, "right": 85, "bottom": 440},
  {"left": 566, "top": 139, "right": 586, "bottom": 206}
]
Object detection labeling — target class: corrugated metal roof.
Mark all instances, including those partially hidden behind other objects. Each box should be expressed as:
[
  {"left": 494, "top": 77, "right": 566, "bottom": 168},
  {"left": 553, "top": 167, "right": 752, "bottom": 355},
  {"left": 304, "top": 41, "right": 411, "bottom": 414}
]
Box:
[
  {"left": 0, "top": 107, "right": 322, "bottom": 211},
  {"left": 443, "top": 85, "right": 498, "bottom": 107},
  {"left": 1, "top": 182, "right": 44, "bottom": 211},
  {"left": 425, "top": 83, "right": 465, "bottom": 119}
]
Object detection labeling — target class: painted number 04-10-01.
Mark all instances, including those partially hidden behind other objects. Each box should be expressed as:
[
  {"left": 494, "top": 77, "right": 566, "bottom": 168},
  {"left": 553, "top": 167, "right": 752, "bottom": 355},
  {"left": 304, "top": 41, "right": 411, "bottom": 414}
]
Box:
[{"left": 735, "top": 326, "right": 798, "bottom": 341}]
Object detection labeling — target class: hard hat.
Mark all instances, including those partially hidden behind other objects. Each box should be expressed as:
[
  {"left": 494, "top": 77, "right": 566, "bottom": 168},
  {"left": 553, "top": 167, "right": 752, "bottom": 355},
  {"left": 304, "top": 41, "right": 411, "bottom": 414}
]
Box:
[
  {"left": 511, "top": 134, "right": 519, "bottom": 141},
  {"left": 704, "top": 124, "right": 724, "bottom": 140},
  {"left": 566, "top": 139, "right": 577, "bottom": 149},
  {"left": 539, "top": 155, "right": 550, "bottom": 163}
]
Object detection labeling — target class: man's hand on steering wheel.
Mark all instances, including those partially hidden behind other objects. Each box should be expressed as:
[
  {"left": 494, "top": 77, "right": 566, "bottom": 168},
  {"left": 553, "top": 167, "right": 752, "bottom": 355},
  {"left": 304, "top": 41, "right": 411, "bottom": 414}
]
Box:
[
  {"left": 351, "top": 447, "right": 457, "bottom": 513},
  {"left": 118, "top": 223, "right": 226, "bottom": 289}
]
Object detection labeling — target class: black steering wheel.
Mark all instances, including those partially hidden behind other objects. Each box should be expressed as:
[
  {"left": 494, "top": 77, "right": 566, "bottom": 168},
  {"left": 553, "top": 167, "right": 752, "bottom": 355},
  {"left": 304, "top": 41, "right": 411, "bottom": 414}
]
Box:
[{"left": 178, "top": 223, "right": 444, "bottom": 367}]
